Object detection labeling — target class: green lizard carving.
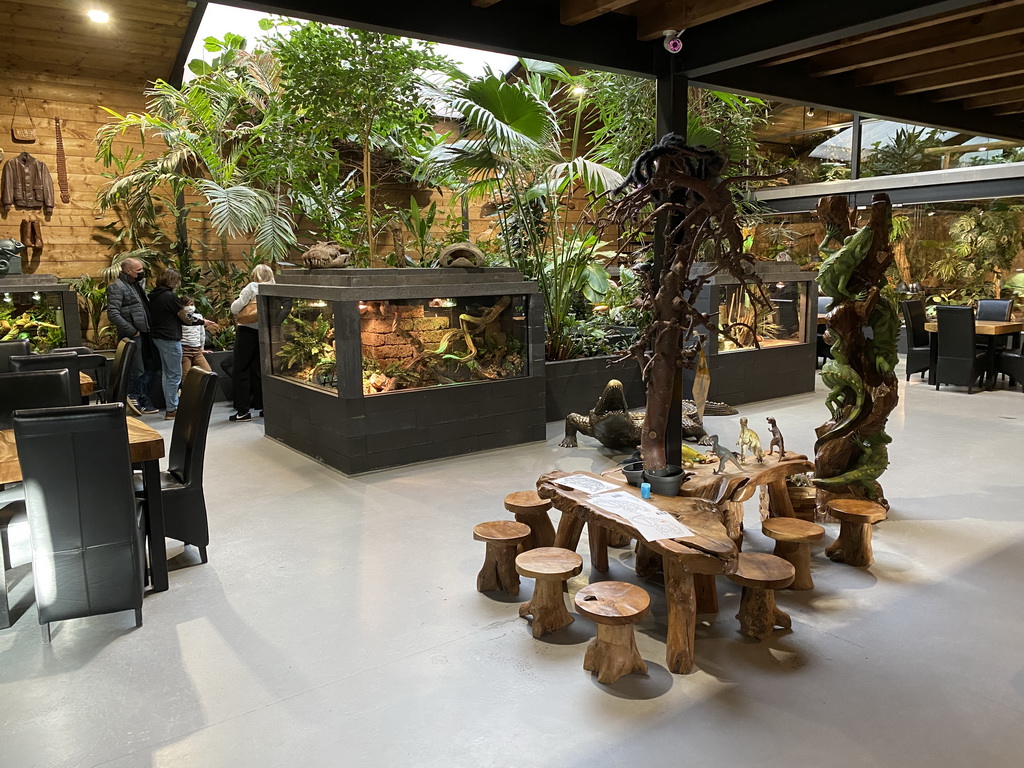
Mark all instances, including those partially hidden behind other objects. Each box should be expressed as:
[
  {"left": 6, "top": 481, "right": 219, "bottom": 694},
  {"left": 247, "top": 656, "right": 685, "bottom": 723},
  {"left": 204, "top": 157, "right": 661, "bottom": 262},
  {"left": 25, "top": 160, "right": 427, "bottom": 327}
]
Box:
[
  {"left": 866, "top": 294, "right": 900, "bottom": 376},
  {"left": 813, "top": 431, "right": 891, "bottom": 499},
  {"left": 815, "top": 355, "right": 865, "bottom": 453},
  {"left": 817, "top": 225, "right": 874, "bottom": 308}
]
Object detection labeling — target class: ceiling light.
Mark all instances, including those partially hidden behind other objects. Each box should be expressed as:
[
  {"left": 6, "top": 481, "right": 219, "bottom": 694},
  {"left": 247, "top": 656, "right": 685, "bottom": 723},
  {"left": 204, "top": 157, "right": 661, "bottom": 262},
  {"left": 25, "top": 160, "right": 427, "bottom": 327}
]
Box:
[
  {"left": 571, "top": 85, "right": 587, "bottom": 98},
  {"left": 805, "top": 106, "right": 815, "bottom": 118},
  {"left": 977, "top": 145, "right": 988, "bottom": 152},
  {"left": 86, "top": 9, "right": 110, "bottom": 23}
]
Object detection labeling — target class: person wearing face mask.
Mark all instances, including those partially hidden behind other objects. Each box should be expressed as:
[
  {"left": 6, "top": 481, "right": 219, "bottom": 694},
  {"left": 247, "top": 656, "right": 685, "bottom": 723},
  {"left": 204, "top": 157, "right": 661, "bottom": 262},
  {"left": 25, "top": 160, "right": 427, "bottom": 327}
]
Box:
[{"left": 106, "top": 257, "right": 160, "bottom": 415}]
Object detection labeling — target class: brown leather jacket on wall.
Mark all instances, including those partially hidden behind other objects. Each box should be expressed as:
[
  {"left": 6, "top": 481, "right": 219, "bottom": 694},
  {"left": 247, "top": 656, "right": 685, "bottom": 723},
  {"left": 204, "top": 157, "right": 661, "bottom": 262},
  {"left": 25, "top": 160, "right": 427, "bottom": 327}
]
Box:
[{"left": 1, "top": 152, "right": 55, "bottom": 213}]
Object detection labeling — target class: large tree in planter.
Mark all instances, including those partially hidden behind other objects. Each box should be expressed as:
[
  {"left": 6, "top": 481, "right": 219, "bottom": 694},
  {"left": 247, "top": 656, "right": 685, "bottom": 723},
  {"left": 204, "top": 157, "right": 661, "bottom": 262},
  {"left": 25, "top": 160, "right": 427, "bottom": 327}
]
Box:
[{"left": 267, "top": 23, "right": 452, "bottom": 262}]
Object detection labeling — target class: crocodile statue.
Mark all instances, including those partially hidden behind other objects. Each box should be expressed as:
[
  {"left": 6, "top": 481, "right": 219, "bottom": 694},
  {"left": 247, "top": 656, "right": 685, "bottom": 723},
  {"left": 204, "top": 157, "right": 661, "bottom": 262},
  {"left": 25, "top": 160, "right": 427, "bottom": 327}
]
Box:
[{"left": 559, "top": 379, "right": 738, "bottom": 451}]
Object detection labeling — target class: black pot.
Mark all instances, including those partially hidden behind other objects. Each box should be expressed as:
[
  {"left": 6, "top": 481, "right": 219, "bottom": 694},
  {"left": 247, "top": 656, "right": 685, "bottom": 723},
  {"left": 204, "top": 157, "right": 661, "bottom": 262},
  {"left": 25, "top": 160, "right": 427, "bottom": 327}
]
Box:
[
  {"left": 621, "top": 461, "right": 646, "bottom": 487},
  {"left": 644, "top": 465, "right": 687, "bottom": 497}
]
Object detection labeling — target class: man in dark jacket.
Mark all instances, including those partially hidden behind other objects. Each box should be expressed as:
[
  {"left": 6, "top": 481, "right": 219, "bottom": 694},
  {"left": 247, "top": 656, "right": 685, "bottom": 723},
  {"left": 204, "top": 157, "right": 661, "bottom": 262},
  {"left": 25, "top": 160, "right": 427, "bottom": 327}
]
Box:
[{"left": 106, "top": 258, "right": 159, "bottom": 415}]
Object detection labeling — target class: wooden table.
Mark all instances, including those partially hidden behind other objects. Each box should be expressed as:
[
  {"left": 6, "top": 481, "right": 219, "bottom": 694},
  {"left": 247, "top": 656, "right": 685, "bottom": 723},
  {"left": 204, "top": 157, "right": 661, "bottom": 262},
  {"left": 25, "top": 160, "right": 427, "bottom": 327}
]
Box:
[
  {"left": 538, "top": 470, "right": 737, "bottom": 674},
  {"left": 80, "top": 371, "right": 94, "bottom": 397},
  {"left": 0, "top": 416, "right": 169, "bottom": 593},
  {"left": 605, "top": 452, "right": 813, "bottom": 545},
  {"left": 924, "top": 319, "right": 1024, "bottom": 389}
]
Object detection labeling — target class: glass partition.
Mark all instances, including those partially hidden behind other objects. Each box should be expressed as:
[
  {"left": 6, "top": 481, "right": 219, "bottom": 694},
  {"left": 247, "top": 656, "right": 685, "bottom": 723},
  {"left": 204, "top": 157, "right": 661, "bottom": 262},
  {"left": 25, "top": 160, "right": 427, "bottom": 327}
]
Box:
[
  {"left": 0, "top": 290, "right": 67, "bottom": 351},
  {"left": 268, "top": 297, "right": 338, "bottom": 391},
  {"left": 718, "top": 282, "right": 808, "bottom": 352},
  {"left": 360, "top": 294, "right": 528, "bottom": 394}
]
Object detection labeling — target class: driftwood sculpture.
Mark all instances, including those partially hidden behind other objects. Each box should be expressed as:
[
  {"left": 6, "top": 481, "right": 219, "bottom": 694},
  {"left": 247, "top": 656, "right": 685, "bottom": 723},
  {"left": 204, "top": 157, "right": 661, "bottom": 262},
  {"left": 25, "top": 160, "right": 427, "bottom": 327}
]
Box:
[
  {"left": 604, "top": 135, "right": 772, "bottom": 472},
  {"left": 813, "top": 194, "right": 899, "bottom": 511}
]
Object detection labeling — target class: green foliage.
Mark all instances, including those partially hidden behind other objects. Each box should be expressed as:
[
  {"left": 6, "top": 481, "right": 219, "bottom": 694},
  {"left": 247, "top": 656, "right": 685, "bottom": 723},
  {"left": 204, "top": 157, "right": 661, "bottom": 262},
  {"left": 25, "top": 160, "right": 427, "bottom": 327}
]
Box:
[
  {"left": 0, "top": 301, "right": 65, "bottom": 351},
  {"left": 276, "top": 306, "right": 335, "bottom": 382},
  {"left": 64, "top": 275, "right": 109, "bottom": 346},
  {"left": 861, "top": 128, "right": 945, "bottom": 177}
]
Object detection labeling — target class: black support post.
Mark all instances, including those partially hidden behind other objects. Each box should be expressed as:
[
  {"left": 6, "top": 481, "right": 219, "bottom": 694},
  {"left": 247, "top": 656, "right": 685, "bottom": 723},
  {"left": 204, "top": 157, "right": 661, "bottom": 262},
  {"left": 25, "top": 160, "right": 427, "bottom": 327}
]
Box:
[
  {"left": 850, "top": 114, "right": 862, "bottom": 180},
  {"left": 655, "top": 52, "right": 688, "bottom": 470}
]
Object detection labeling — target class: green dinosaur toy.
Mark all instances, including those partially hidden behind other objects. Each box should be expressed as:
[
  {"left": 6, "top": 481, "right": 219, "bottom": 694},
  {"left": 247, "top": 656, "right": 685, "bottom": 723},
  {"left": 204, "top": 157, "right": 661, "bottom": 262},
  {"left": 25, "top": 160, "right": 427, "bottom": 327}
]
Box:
[
  {"left": 813, "top": 430, "right": 891, "bottom": 499},
  {"left": 817, "top": 225, "right": 874, "bottom": 308},
  {"left": 680, "top": 443, "right": 716, "bottom": 468}
]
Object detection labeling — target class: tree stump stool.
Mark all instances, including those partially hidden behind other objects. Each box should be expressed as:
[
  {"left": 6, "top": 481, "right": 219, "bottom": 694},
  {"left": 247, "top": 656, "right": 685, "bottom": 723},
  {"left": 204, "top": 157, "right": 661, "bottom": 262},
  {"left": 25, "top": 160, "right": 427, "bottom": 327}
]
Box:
[
  {"left": 503, "top": 491, "right": 555, "bottom": 552},
  {"left": 515, "top": 547, "right": 583, "bottom": 638},
  {"left": 574, "top": 582, "right": 650, "bottom": 684},
  {"left": 727, "top": 552, "right": 795, "bottom": 641},
  {"left": 825, "top": 498, "right": 887, "bottom": 567},
  {"left": 762, "top": 517, "right": 825, "bottom": 590},
  {"left": 473, "top": 521, "right": 531, "bottom": 596}
]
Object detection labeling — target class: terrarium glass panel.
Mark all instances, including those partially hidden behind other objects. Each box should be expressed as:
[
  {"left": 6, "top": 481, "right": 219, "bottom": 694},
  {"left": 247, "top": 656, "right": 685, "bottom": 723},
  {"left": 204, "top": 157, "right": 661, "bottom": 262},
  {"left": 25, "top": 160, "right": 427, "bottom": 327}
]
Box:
[
  {"left": 268, "top": 297, "right": 338, "bottom": 391},
  {"left": 0, "top": 291, "right": 67, "bottom": 351},
  {"left": 717, "top": 282, "right": 808, "bottom": 352},
  {"left": 361, "top": 295, "right": 528, "bottom": 394}
]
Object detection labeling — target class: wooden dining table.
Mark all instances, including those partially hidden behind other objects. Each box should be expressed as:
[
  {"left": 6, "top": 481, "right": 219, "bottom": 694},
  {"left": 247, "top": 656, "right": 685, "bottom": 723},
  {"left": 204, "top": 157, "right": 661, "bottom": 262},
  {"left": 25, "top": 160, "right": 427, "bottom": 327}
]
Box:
[
  {"left": 538, "top": 469, "right": 738, "bottom": 674},
  {"left": 0, "top": 415, "right": 170, "bottom": 592},
  {"left": 79, "top": 372, "right": 94, "bottom": 397},
  {"left": 924, "top": 319, "right": 1024, "bottom": 388}
]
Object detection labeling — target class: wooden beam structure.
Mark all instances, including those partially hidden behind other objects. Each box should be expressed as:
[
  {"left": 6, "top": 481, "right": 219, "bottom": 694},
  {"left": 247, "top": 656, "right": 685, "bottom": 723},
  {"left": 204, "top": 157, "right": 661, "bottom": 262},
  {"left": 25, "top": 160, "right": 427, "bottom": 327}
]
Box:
[
  {"left": 631, "top": 0, "right": 777, "bottom": 41},
  {"left": 560, "top": 0, "right": 635, "bottom": 25},
  {"left": 934, "top": 74, "right": 1024, "bottom": 103},
  {"left": 891, "top": 53, "right": 1024, "bottom": 94}
]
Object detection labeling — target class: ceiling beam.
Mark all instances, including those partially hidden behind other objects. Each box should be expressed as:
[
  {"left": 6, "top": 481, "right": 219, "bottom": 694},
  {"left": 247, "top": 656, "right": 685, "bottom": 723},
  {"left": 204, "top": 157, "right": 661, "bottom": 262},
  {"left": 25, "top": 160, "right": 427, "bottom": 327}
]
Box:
[
  {"left": 856, "top": 35, "right": 1024, "bottom": 86},
  {"left": 994, "top": 101, "right": 1024, "bottom": 115},
  {"left": 965, "top": 88, "right": 1024, "bottom": 109},
  {"left": 692, "top": 61, "right": 1024, "bottom": 141},
  {"left": 227, "top": 0, "right": 657, "bottom": 76},
  {"left": 933, "top": 73, "right": 1024, "bottom": 102},
  {"left": 633, "top": 0, "right": 776, "bottom": 41},
  {"left": 560, "top": 0, "right": 635, "bottom": 26},
  {"left": 678, "top": 0, "right": 987, "bottom": 78},
  {"left": 807, "top": 8, "right": 1024, "bottom": 77},
  {"left": 765, "top": 0, "right": 1024, "bottom": 66}
]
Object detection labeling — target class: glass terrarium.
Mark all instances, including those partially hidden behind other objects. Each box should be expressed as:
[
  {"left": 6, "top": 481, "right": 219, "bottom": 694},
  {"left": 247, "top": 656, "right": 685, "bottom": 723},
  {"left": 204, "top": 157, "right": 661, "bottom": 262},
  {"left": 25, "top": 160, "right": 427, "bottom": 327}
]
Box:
[
  {"left": 717, "top": 281, "right": 808, "bottom": 352},
  {"left": 0, "top": 289, "right": 68, "bottom": 351},
  {"left": 267, "top": 297, "right": 338, "bottom": 391},
  {"left": 359, "top": 295, "right": 529, "bottom": 394}
]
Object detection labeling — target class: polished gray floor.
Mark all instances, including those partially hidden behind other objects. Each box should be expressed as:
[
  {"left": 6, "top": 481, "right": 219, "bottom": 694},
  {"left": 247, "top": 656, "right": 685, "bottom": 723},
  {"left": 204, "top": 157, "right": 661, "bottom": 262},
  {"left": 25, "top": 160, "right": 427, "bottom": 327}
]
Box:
[{"left": 1, "top": 366, "right": 1022, "bottom": 768}]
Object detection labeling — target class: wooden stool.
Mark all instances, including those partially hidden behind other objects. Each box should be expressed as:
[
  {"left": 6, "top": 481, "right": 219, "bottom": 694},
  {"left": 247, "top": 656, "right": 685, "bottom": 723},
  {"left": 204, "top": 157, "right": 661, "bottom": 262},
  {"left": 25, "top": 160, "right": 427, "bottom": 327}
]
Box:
[
  {"left": 727, "top": 552, "right": 795, "bottom": 641},
  {"left": 825, "top": 498, "right": 887, "bottom": 567},
  {"left": 762, "top": 517, "right": 825, "bottom": 590},
  {"left": 473, "top": 521, "right": 531, "bottom": 596},
  {"left": 574, "top": 582, "right": 650, "bottom": 684},
  {"left": 515, "top": 547, "right": 583, "bottom": 638},
  {"left": 504, "top": 491, "right": 555, "bottom": 551}
]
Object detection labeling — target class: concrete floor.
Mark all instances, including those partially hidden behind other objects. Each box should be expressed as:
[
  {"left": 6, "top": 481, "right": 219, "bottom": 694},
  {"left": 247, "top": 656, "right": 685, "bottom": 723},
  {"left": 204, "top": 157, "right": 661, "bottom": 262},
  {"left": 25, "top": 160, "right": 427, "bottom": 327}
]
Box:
[{"left": 1, "top": 364, "right": 1023, "bottom": 768}]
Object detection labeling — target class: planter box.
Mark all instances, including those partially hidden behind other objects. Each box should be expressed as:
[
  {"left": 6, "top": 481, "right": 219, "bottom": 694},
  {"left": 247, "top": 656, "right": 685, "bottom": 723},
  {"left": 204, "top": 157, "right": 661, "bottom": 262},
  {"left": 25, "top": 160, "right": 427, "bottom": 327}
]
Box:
[{"left": 544, "top": 355, "right": 646, "bottom": 423}]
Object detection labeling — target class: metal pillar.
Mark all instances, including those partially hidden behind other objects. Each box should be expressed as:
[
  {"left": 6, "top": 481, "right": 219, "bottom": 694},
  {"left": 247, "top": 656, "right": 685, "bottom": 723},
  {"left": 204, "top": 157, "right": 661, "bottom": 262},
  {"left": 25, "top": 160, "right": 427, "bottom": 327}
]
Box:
[{"left": 850, "top": 114, "right": 863, "bottom": 180}]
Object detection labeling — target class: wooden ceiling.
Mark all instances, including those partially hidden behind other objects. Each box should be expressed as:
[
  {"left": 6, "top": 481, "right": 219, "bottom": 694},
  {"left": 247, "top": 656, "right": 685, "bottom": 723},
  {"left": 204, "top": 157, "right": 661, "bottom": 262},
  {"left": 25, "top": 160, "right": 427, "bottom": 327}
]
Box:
[{"left": 0, "top": 0, "right": 199, "bottom": 87}]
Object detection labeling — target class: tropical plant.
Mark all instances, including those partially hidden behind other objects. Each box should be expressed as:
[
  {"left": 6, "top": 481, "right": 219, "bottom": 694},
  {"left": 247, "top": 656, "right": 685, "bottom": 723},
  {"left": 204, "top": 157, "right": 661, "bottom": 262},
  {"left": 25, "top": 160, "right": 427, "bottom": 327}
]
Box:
[
  {"left": 64, "top": 275, "right": 109, "bottom": 346},
  {"left": 861, "top": 128, "right": 945, "bottom": 177},
  {"left": 948, "top": 202, "right": 1024, "bottom": 294}
]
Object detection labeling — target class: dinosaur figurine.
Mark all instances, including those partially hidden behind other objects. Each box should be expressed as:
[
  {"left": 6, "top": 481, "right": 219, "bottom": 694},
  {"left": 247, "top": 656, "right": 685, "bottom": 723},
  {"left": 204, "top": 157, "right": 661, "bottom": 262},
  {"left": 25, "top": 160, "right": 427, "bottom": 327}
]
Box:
[
  {"left": 559, "top": 379, "right": 738, "bottom": 450},
  {"left": 765, "top": 417, "right": 786, "bottom": 459},
  {"left": 736, "top": 417, "right": 764, "bottom": 463},
  {"left": 680, "top": 444, "right": 716, "bottom": 468},
  {"left": 709, "top": 434, "right": 743, "bottom": 475},
  {"left": 817, "top": 225, "right": 874, "bottom": 309}
]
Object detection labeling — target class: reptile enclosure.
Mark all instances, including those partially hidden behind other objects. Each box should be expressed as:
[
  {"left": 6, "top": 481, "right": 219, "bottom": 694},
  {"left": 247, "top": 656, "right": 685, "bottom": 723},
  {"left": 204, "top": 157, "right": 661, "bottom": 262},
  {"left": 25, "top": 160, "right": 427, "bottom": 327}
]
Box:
[{"left": 259, "top": 268, "right": 544, "bottom": 474}]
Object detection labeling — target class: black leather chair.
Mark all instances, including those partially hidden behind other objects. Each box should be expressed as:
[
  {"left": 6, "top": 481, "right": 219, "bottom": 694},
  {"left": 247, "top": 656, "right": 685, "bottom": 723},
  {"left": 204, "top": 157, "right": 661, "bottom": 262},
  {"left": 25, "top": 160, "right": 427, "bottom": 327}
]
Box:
[
  {"left": 106, "top": 338, "right": 136, "bottom": 407},
  {"left": 136, "top": 368, "right": 217, "bottom": 564},
  {"left": 816, "top": 296, "right": 832, "bottom": 367},
  {"left": 900, "top": 299, "right": 930, "bottom": 381},
  {"left": 976, "top": 299, "right": 1012, "bottom": 321},
  {"left": 9, "top": 351, "right": 82, "bottom": 405},
  {"left": 64, "top": 346, "right": 110, "bottom": 402},
  {"left": 13, "top": 403, "right": 145, "bottom": 642},
  {"left": 0, "top": 340, "right": 30, "bottom": 374},
  {"left": 0, "top": 370, "right": 74, "bottom": 430},
  {"left": 934, "top": 306, "right": 987, "bottom": 393},
  {"left": 1, "top": 500, "right": 29, "bottom": 628},
  {"left": 996, "top": 336, "right": 1024, "bottom": 392}
]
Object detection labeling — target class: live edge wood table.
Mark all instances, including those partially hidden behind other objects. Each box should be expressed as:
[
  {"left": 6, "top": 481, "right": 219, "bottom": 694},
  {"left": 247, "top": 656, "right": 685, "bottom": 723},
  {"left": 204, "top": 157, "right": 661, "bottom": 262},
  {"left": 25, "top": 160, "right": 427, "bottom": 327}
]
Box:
[
  {"left": 0, "top": 416, "right": 170, "bottom": 593},
  {"left": 538, "top": 470, "right": 738, "bottom": 674}
]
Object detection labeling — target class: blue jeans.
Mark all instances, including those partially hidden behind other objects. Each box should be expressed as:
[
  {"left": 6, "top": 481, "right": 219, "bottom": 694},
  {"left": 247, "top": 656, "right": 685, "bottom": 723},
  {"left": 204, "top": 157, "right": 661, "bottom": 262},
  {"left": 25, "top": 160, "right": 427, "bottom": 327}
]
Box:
[{"left": 153, "top": 338, "right": 183, "bottom": 412}]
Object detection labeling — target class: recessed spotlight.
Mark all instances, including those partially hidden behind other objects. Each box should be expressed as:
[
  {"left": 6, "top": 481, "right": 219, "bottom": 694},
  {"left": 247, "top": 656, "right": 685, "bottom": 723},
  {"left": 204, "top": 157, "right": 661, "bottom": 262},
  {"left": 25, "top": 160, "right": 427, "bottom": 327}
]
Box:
[{"left": 87, "top": 9, "right": 110, "bottom": 23}]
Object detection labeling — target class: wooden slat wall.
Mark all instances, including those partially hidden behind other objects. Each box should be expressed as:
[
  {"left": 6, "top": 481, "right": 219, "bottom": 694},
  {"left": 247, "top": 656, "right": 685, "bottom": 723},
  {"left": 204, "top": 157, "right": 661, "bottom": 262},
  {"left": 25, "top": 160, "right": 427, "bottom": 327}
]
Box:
[{"left": 0, "top": 72, "right": 149, "bottom": 278}]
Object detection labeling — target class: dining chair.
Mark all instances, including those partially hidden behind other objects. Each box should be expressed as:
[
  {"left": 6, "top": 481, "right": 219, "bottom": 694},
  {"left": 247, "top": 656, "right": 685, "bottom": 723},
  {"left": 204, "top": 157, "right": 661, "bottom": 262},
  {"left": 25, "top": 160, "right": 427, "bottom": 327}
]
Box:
[
  {"left": 900, "top": 299, "right": 930, "bottom": 381},
  {"left": 0, "top": 370, "right": 74, "bottom": 430},
  {"left": 135, "top": 368, "right": 217, "bottom": 564},
  {"left": 106, "top": 338, "right": 136, "bottom": 407},
  {"left": 996, "top": 337, "right": 1024, "bottom": 392},
  {"left": 0, "top": 499, "right": 29, "bottom": 629},
  {"left": 934, "top": 306, "right": 987, "bottom": 393},
  {"left": 9, "top": 351, "right": 82, "bottom": 405},
  {"left": 976, "top": 299, "right": 1012, "bottom": 322},
  {"left": 13, "top": 403, "right": 145, "bottom": 642},
  {"left": 64, "top": 346, "right": 110, "bottom": 402},
  {"left": 0, "top": 340, "right": 30, "bottom": 374}
]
